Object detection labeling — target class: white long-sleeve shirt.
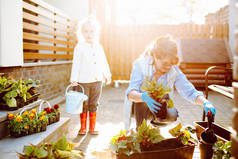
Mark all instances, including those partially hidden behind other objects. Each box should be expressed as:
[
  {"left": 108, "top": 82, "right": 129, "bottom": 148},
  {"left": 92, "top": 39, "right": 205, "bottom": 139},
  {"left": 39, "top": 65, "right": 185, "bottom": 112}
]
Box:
[{"left": 70, "top": 41, "right": 111, "bottom": 83}]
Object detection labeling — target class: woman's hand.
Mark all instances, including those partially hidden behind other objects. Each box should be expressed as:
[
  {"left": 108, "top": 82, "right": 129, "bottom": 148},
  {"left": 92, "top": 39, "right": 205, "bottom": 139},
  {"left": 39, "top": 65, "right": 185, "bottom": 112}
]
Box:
[
  {"left": 203, "top": 101, "right": 216, "bottom": 116},
  {"left": 141, "top": 92, "right": 161, "bottom": 114},
  {"left": 71, "top": 81, "right": 78, "bottom": 86}
]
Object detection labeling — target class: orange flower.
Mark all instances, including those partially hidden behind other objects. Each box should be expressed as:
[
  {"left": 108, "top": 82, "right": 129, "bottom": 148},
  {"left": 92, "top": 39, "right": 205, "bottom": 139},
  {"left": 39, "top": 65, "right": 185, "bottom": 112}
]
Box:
[
  {"left": 42, "top": 111, "right": 47, "bottom": 116},
  {"left": 31, "top": 109, "right": 37, "bottom": 114},
  {"left": 40, "top": 116, "right": 45, "bottom": 121},
  {"left": 23, "top": 111, "right": 29, "bottom": 116},
  {"left": 9, "top": 75, "right": 14, "bottom": 80},
  {"left": 16, "top": 115, "right": 22, "bottom": 122},
  {"left": 24, "top": 125, "right": 29, "bottom": 129},
  {"left": 8, "top": 113, "right": 15, "bottom": 120},
  {"left": 29, "top": 113, "right": 35, "bottom": 119}
]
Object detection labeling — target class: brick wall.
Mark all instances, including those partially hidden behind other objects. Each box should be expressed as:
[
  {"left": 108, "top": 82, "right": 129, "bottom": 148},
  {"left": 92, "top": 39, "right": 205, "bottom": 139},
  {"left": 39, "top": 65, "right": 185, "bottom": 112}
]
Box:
[{"left": 0, "top": 63, "right": 72, "bottom": 100}]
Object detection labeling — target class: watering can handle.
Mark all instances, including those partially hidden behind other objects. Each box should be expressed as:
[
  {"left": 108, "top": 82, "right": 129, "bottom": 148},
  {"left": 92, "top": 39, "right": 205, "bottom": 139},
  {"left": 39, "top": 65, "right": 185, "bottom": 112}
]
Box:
[
  {"left": 65, "top": 84, "right": 85, "bottom": 95},
  {"left": 19, "top": 107, "right": 28, "bottom": 115},
  {"left": 39, "top": 99, "right": 51, "bottom": 112}
]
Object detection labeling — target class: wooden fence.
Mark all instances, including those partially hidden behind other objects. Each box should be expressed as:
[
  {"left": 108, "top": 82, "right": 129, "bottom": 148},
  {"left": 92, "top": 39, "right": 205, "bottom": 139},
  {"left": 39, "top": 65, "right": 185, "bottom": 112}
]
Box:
[
  {"left": 101, "top": 24, "right": 229, "bottom": 81},
  {"left": 23, "top": 0, "right": 77, "bottom": 61},
  {"left": 205, "top": 5, "right": 229, "bottom": 24}
]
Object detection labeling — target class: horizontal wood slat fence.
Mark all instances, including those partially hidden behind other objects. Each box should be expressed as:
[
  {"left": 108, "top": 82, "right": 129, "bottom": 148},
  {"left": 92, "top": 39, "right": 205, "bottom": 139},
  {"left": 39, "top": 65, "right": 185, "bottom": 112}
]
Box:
[
  {"left": 23, "top": 0, "right": 78, "bottom": 61},
  {"left": 101, "top": 24, "right": 229, "bottom": 81}
]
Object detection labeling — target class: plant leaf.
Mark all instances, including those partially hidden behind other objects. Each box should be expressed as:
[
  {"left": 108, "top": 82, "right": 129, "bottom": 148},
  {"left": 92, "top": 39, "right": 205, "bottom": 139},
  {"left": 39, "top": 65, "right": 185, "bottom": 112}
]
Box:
[
  {"left": 55, "top": 136, "right": 69, "bottom": 151},
  {"left": 33, "top": 147, "right": 48, "bottom": 158},
  {"left": 169, "top": 123, "right": 182, "bottom": 137},
  {"left": 7, "top": 98, "right": 17, "bottom": 107},
  {"left": 23, "top": 146, "right": 34, "bottom": 156}
]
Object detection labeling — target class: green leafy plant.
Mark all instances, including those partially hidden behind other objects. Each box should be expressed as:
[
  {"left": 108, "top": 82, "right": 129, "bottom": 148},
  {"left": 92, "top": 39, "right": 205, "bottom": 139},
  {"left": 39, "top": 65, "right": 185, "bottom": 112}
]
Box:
[
  {"left": 137, "top": 120, "right": 164, "bottom": 150},
  {"left": 212, "top": 141, "right": 231, "bottom": 159},
  {"left": 110, "top": 120, "right": 164, "bottom": 156},
  {"left": 18, "top": 136, "right": 84, "bottom": 159},
  {"left": 0, "top": 76, "right": 40, "bottom": 107},
  {"left": 141, "top": 77, "right": 174, "bottom": 109},
  {"left": 169, "top": 123, "right": 197, "bottom": 145},
  {"left": 110, "top": 129, "right": 141, "bottom": 156}
]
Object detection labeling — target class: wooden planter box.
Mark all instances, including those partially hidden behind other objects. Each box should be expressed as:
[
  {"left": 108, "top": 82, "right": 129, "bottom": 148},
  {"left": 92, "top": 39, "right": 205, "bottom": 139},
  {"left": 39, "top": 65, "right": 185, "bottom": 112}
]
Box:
[
  {"left": 0, "top": 93, "right": 39, "bottom": 111},
  {"left": 194, "top": 121, "right": 231, "bottom": 142},
  {"left": 47, "top": 112, "right": 60, "bottom": 125},
  {"left": 115, "top": 138, "right": 195, "bottom": 159},
  {"left": 9, "top": 123, "right": 47, "bottom": 138}
]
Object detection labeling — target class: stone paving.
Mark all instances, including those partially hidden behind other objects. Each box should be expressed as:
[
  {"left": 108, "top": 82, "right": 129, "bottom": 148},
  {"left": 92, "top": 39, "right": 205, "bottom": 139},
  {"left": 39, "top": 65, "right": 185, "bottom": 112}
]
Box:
[{"left": 61, "top": 84, "right": 234, "bottom": 159}]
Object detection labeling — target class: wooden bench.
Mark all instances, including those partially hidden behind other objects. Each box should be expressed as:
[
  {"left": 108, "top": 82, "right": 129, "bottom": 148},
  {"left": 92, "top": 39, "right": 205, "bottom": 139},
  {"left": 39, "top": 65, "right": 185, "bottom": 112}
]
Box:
[
  {"left": 203, "top": 65, "right": 233, "bottom": 121},
  {"left": 177, "top": 38, "right": 233, "bottom": 89}
]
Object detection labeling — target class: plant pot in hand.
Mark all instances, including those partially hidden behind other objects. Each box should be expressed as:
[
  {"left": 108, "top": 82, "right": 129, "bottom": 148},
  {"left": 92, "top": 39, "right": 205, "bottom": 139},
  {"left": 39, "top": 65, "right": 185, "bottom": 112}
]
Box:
[
  {"left": 141, "top": 78, "right": 174, "bottom": 120},
  {"left": 152, "top": 94, "right": 169, "bottom": 119}
]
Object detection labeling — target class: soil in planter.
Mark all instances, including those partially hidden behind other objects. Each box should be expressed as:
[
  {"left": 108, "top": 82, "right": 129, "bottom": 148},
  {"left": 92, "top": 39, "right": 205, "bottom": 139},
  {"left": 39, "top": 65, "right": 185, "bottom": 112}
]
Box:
[
  {"left": 141, "top": 138, "right": 185, "bottom": 151},
  {"left": 117, "top": 138, "right": 195, "bottom": 159},
  {"left": 199, "top": 130, "right": 217, "bottom": 159}
]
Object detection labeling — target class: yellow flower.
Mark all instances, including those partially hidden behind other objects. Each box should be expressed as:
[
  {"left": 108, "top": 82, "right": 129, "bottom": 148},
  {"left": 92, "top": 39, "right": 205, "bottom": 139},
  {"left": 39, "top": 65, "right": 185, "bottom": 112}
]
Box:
[
  {"left": 16, "top": 115, "right": 22, "bottom": 122},
  {"left": 8, "top": 113, "right": 15, "bottom": 120},
  {"left": 24, "top": 125, "right": 29, "bottom": 129},
  {"left": 40, "top": 116, "right": 45, "bottom": 121},
  {"left": 29, "top": 113, "right": 35, "bottom": 119},
  {"left": 42, "top": 111, "right": 47, "bottom": 116},
  {"left": 23, "top": 111, "right": 29, "bottom": 116},
  {"left": 32, "top": 109, "right": 37, "bottom": 114}
]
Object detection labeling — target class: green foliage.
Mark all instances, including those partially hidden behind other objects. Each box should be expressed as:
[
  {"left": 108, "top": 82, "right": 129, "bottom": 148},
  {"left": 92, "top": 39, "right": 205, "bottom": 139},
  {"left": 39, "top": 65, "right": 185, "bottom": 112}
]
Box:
[
  {"left": 18, "top": 136, "right": 84, "bottom": 159},
  {"left": 169, "top": 123, "right": 197, "bottom": 145},
  {"left": 0, "top": 76, "right": 40, "bottom": 107},
  {"left": 110, "top": 130, "right": 141, "bottom": 156},
  {"left": 212, "top": 141, "right": 231, "bottom": 159},
  {"left": 110, "top": 120, "right": 164, "bottom": 156},
  {"left": 141, "top": 77, "right": 174, "bottom": 108},
  {"left": 137, "top": 120, "right": 164, "bottom": 146}
]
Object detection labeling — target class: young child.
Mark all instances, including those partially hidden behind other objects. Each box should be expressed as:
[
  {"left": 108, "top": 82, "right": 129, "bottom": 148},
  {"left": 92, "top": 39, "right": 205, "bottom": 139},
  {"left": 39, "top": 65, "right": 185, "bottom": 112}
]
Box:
[{"left": 70, "top": 17, "right": 111, "bottom": 135}]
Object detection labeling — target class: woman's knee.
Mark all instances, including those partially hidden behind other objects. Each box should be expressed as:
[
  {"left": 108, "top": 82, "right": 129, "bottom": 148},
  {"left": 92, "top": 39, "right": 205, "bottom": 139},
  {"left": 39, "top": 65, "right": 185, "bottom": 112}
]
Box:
[{"left": 166, "top": 107, "right": 179, "bottom": 122}]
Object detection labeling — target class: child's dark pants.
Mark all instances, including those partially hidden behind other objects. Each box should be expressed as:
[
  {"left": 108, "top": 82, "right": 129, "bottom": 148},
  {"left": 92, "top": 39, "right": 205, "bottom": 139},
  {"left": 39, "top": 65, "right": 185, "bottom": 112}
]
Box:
[{"left": 74, "top": 81, "right": 102, "bottom": 113}]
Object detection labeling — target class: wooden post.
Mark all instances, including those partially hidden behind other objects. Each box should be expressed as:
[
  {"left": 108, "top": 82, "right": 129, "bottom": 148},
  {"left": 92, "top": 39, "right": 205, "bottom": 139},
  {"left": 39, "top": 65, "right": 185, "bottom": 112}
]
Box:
[{"left": 231, "top": 1, "right": 238, "bottom": 156}]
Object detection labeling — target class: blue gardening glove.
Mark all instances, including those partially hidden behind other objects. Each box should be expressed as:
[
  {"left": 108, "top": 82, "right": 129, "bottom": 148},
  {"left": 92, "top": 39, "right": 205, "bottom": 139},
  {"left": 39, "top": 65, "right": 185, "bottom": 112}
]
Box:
[
  {"left": 141, "top": 92, "right": 162, "bottom": 114},
  {"left": 203, "top": 101, "right": 216, "bottom": 116}
]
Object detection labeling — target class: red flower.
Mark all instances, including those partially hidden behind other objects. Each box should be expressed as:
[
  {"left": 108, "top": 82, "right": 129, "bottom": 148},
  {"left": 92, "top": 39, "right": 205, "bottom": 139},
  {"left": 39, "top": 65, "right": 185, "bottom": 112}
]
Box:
[
  {"left": 45, "top": 107, "right": 51, "bottom": 113},
  {"left": 54, "top": 104, "right": 59, "bottom": 109},
  {"left": 50, "top": 108, "right": 55, "bottom": 112},
  {"left": 117, "top": 135, "right": 126, "bottom": 142}
]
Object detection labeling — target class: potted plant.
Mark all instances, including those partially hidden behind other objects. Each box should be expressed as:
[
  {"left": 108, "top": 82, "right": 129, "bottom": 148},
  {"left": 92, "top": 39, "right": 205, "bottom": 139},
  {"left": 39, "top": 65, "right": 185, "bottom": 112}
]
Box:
[
  {"left": 110, "top": 121, "right": 196, "bottom": 159},
  {"left": 212, "top": 141, "right": 231, "bottom": 159},
  {"left": 8, "top": 113, "right": 25, "bottom": 137},
  {"left": 18, "top": 136, "right": 84, "bottom": 159},
  {"left": 54, "top": 104, "right": 60, "bottom": 121},
  {"left": 8, "top": 108, "right": 48, "bottom": 137},
  {"left": 0, "top": 76, "right": 40, "bottom": 110},
  {"left": 38, "top": 111, "right": 48, "bottom": 132},
  {"left": 44, "top": 104, "right": 60, "bottom": 125},
  {"left": 141, "top": 78, "right": 174, "bottom": 119}
]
